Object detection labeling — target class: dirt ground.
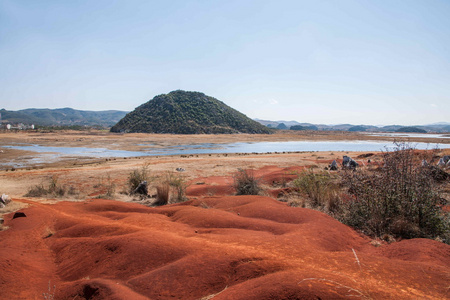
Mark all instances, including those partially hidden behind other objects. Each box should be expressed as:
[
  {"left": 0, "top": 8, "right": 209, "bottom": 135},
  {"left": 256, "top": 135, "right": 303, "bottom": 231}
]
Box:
[{"left": 0, "top": 131, "right": 449, "bottom": 299}]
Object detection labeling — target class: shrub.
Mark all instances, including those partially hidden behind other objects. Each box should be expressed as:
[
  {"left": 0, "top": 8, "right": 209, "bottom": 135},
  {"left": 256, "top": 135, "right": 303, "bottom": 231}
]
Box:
[
  {"left": 340, "top": 142, "right": 449, "bottom": 241},
  {"left": 128, "top": 164, "right": 150, "bottom": 194},
  {"left": 25, "top": 176, "right": 66, "bottom": 198},
  {"left": 233, "top": 168, "right": 262, "bottom": 195},
  {"left": 25, "top": 184, "right": 47, "bottom": 197},
  {"left": 292, "top": 170, "right": 341, "bottom": 213}
]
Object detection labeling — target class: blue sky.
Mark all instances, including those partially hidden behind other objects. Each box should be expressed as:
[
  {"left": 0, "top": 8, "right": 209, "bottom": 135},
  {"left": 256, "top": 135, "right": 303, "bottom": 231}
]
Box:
[{"left": 1, "top": 0, "right": 449, "bottom": 125}]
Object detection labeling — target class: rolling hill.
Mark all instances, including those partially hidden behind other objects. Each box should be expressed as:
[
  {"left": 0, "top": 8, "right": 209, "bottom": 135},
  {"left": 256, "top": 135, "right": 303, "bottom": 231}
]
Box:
[{"left": 0, "top": 108, "right": 127, "bottom": 127}]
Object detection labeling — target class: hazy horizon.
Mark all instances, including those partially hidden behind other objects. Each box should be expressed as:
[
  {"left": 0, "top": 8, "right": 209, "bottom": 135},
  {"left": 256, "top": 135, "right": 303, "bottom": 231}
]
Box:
[{"left": 1, "top": 1, "right": 449, "bottom": 126}]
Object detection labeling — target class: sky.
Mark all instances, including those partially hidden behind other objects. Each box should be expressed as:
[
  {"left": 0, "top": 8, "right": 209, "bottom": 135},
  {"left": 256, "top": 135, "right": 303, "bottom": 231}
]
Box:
[{"left": 1, "top": 0, "right": 449, "bottom": 125}]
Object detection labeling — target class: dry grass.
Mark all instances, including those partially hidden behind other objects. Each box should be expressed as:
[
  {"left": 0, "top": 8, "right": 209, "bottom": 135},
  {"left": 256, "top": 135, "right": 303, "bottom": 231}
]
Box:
[{"left": 154, "top": 183, "right": 170, "bottom": 206}]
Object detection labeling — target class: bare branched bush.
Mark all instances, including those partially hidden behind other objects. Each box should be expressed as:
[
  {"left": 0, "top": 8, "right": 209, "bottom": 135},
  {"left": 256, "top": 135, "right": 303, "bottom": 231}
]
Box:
[
  {"left": 233, "top": 168, "right": 262, "bottom": 195},
  {"left": 166, "top": 172, "right": 188, "bottom": 203},
  {"left": 96, "top": 175, "right": 116, "bottom": 199},
  {"left": 340, "top": 142, "right": 449, "bottom": 242}
]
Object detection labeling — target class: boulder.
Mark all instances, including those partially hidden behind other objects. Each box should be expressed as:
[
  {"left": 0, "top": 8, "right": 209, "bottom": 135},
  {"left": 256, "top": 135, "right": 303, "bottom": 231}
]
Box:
[
  {"left": 342, "top": 156, "right": 358, "bottom": 169},
  {"left": 329, "top": 160, "right": 338, "bottom": 171},
  {"left": 437, "top": 158, "right": 446, "bottom": 166}
]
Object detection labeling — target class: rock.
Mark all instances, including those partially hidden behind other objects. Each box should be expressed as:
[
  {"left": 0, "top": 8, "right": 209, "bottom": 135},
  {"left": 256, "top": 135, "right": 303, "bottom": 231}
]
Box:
[
  {"left": 0, "top": 217, "right": 4, "bottom": 224},
  {"left": 132, "top": 181, "right": 148, "bottom": 195},
  {"left": 329, "top": 160, "right": 338, "bottom": 170},
  {"left": 342, "top": 156, "right": 358, "bottom": 169},
  {"left": 12, "top": 212, "right": 27, "bottom": 219},
  {"left": 176, "top": 168, "right": 185, "bottom": 172}
]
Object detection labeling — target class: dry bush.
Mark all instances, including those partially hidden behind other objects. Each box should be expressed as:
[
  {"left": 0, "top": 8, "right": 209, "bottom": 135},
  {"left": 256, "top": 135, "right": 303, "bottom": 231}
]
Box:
[
  {"left": 25, "top": 183, "right": 47, "bottom": 197},
  {"left": 292, "top": 169, "right": 341, "bottom": 213},
  {"left": 128, "top": 164, "right": 151, "bottom": 194},
  {"left": 233, "top": 168, "right": 262, "bottom": 195},
  {"left": 95, "top": 175, "right": 116, "bottom": 199},
  {"left": 166, "top": 172, "right": 188, "bottom": 203},
  {"left": 340, "top": 142, "right": 449, "bottom": 242},
  {"left": 25, "top": 176, "right": 66, "bottom": 198}
]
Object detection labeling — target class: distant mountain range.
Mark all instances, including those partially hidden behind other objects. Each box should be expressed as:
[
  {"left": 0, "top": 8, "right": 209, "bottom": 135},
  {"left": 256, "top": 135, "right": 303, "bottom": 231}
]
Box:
[
  {"left": 0, "top": 108, "right": 128, "bottom": 127},
  {"left": 1, "top": 106, "right": 448, "bottom": 133},
  {"left": 254, "top": 119, "right": 450, "bottom": 133}
]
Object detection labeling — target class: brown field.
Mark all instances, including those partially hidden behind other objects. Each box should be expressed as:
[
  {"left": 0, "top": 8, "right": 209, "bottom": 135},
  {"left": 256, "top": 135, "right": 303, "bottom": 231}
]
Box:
[{"left": 0, "top": 130, "right": 449, "bottom": 299}]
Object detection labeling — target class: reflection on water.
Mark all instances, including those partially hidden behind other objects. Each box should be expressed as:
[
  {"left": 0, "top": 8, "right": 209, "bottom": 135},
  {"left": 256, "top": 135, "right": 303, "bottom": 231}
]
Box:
[{"left": 1, "top": 140, "right": 449, "bottom": 168}]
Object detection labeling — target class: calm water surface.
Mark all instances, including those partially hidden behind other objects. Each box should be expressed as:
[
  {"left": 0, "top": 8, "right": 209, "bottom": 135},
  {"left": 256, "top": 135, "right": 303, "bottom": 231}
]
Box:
[{"left": 3, "top": 140, "right": 449, "bottom": 162}]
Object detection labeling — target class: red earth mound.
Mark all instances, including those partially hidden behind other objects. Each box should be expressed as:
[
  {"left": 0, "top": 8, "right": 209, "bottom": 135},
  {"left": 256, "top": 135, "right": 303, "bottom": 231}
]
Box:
[{"left": 1, "top": 196, "right": 449, "bottom": 299}]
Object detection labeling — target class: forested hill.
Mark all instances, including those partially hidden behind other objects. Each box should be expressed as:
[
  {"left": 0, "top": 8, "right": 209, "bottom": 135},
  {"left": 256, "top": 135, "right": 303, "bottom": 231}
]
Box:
[
  {"left": 110, "top": 90, "right": 273, "bottom": 134},
  {"left": 0, "top": 108, "right": 127, "bottom": 127}
]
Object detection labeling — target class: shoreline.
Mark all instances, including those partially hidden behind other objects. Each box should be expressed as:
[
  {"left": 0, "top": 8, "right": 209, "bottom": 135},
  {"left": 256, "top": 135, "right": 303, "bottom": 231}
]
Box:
[{"left": 1, "top": 130, "right": 449, "bottom": 170}]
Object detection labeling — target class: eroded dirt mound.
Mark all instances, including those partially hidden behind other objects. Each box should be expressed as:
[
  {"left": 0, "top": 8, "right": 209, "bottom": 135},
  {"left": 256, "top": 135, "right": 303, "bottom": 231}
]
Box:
[{"left": 0, "top": 197, "right": 449, "bottom": 299}]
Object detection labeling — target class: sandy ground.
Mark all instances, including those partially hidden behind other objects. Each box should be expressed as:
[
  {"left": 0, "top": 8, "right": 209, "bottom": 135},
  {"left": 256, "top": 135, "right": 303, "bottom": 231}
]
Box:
[{"left": 0, "top": 131, "right": 449, "bottom": 299}]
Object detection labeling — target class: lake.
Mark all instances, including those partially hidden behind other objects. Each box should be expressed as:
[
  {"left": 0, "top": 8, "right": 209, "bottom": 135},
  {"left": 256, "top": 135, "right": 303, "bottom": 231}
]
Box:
[{"left": 2, "top": 139, "right": 449, "bottom": 167}]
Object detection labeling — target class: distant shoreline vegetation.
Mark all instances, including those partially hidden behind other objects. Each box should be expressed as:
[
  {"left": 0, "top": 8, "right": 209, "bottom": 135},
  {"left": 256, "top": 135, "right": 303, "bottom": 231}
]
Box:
[
  {"left": 1, "top": 104, "right": 449, "bottom": 134},
  {"left": 395, "top": 126, "right": 427, "bottom": 133}
]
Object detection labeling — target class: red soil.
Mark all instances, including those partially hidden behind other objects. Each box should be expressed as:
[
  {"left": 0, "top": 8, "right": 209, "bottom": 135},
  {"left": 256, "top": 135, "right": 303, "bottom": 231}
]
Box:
[
  {"left": 1, "top": 195, "right": 449, "bottom": 299},
  {"left": 186, "top": 166, "right": 305, "bottom": 198}
]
